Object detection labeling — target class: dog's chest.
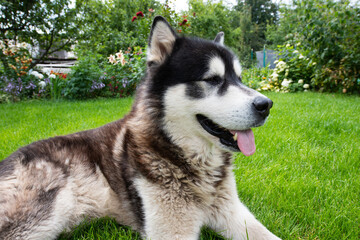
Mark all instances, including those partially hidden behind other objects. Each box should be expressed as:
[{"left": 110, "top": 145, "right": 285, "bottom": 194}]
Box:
[{"left": 149, "top": 152, "right": 233, "bottom": 203}]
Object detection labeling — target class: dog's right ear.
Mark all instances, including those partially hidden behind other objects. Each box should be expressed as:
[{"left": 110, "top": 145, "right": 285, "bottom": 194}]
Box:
[{"left": 147, "top": 16, "right": 177, "bottom": 65}]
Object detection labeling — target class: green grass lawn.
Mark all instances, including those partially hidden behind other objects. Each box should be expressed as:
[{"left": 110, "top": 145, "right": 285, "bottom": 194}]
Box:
[{"left": 0, "top": 92, "right": 359, "bottom": 240}]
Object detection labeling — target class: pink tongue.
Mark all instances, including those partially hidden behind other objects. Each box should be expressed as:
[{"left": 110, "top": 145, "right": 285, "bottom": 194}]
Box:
[{"left": 233, "top": 129, "right": 256, "bottom": 156}]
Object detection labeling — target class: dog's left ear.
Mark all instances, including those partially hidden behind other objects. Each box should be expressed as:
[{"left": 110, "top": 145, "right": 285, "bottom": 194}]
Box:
[
  {"left": 214, "top": 32, "right": 224, "bottom": 46},
  {"left": 147, "top": 16, "right": 177, "bottom": 65}
]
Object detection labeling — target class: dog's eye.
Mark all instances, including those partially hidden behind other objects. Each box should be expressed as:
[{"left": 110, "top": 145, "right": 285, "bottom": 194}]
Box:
[{"left": 205, "top": 76, "right": 222, "bottom": 85}]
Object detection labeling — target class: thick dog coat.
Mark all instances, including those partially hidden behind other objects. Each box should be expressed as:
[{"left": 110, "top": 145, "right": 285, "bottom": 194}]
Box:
[{"left": 0, "top": 16, "right": 280, "bottom": 240}]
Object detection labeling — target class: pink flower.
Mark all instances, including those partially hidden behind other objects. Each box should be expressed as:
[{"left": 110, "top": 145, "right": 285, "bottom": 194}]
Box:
[
  {"left": 131, "top": 16, "right": 137, "bottom": 22},
  {"left": 149, "top": 9, "right": 154, "bottom": 12}
]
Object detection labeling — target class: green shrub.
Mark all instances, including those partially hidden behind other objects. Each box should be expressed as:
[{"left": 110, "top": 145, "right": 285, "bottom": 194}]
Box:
[
  {"left": 102, "top": 46, "right": 146, "bottom": 97},
  {"left": 268, "top": 44, "right": 315, "bottom": 92},
  {"left": 241, "top": 66, "right": 273, "bottom": 90},
  {"left": 64, "top": 54, "right": 104, "bottom": 100},
  {"left": 266, "top": 0, "right": 360, "bottom": 93},
  {"left": 0, "top": 72, "right": 48, "bottom": 102}
]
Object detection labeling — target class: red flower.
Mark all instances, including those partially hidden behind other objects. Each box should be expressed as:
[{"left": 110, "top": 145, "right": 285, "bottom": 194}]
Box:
[
  {"left": 177, "top": 29, "right": 182, "bottom": 33},
  {"left": 136, "top": 11, "right": 144, "bottom": 17},
  {"left": 182, "top": 19, "right": 188, "bottom": 24},
  {"left": 193, "top": 12, "right": 196, "bottom": 17},
  {"left": 131, "top": 16, "right": 137, "bottom": 22}
]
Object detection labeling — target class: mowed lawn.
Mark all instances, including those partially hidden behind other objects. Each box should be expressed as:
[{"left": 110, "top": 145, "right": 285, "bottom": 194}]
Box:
[{"left": 0, "top": 92, "right": 359, "bottom": 240}]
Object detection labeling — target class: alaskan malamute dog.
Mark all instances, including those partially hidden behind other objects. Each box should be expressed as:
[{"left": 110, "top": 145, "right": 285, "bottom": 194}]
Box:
[{"left": 0, "top": 16, "right": 280, "bottom": 240}]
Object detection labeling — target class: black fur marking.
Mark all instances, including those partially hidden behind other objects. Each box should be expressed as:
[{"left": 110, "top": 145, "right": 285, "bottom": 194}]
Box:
[
  {"left": 186, "top": 82, "right": 205, "bottom": 99},
  {"left": 214, "top": 152, "right": 232, "bottom": 187},
  {"left": 37, "top": 187, "right": 60, "bottom": 205},
  {"left": 121, "top": 129, "right": 145, "bottom": 228}
]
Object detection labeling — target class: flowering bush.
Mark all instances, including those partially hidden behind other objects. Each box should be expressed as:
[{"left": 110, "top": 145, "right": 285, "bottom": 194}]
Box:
[
  {"left": 102, "top": 46, "right": 146, "bottom": 97},
  {"left": 62, "top": 46, "right": 146, "bottom": 100},
  {"left": 0, "top": 72, "right": 48, "bottom": 102},
  {"left": 255, "top": 44, "right": 316, "bottom": 92},
  {"left": 0, "top": 40, "right": 49, "bottom": 102},
  {"left": 241, "top": 66, "right": 273, "bottom": 91},
  {"left": 0, "top": 40, "right": 32, "bottom": 78}
]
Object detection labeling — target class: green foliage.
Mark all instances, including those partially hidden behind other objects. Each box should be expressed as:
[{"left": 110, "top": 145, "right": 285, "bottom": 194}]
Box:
[
  {"left": 0, "top": 72, "right": 47, "bottom": 101},
  {"left": 0, "top": 0, "right": 81, "bottom": 70},
  {"left": 62, "top": 46, "right": 146, "bottom": 100},
  {"left": 0, "top": 40, "right": 32, "bottom": 78},
  {"left": 241, "top": 65, "right": 273, "bottom": 90},
  {"left": 266, "top": 0, "right": 360, "bottom": 93},
  {"left": 254, "top": 44, "right": 316, "bottom": 93},
  {"left": 75, "top": 0, "right": 159, "bottom": 57},
  {"left": 63, "top": 54, "right": 103, "bottom": 100},
  {"left": 102, "top": 46, "right": 146, "bottom": 97}
]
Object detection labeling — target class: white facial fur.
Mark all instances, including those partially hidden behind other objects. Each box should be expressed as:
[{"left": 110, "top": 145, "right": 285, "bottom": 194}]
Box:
[
  {"left": 162, "top": 56, "right": 268, "bottom": 152},
  {"left": 203, "top": 56, "right": 225, "bottom": 79}
]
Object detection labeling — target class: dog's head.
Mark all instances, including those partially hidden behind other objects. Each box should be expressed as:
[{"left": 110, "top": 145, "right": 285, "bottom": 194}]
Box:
[{"left": 145, "top": 16, "right": 272, "bottom": 156}]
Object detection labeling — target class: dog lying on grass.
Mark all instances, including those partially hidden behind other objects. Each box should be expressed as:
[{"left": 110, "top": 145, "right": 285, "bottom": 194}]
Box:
[{"left": 0, "top": 16, "right": 280, "bottom": 240}]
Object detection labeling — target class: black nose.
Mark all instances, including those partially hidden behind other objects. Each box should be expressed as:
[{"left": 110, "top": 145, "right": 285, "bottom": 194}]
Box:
[{"left": 253, "top": 96, "right": 273, "bottom": 117}]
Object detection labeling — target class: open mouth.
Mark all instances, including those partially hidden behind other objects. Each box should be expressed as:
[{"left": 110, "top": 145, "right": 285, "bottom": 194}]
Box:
[{"left": 196, "top": 114, "right": 256, "bottom": 156}]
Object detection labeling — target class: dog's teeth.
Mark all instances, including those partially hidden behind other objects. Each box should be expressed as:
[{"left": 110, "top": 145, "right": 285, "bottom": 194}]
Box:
[{"left": 233, "top": 133, "right": 238, "bottom": 141}]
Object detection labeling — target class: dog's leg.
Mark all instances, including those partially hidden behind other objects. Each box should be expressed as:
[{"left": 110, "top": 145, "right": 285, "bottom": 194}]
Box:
[
  {"left": 135, "top": 177, "right": 203, "bottom": 240},
  {"left": 0, "top": 159, "right": 73, "bottom": 240},
  {"left": 206, "top": 172, "right": 281, "bottom": 240}
]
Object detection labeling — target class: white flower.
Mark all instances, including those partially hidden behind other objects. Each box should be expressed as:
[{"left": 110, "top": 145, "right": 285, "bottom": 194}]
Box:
[
  {"left": 38, "top": 81, "right": 46, "bottom": 88},
  {"left": 299, "top": 54, "right": 305, "bottom": 59},
  {"left": 30, "top": 70, "right": 39, "bottom": 77},
  {"left": 20, "top": 42, "right": 28, "bottom": 49},
  {"left": 108, "top": 54, "right": 117, "bottom": 64},
  {"left": 274, "top": 60, "right": 279, "bottom": 64},
  {"left": 293, "top": 50, "right": 299, "bottom": 54},
  {"left": 281, "top": 79, "right": 292, "bottom": 88},
  {"left": 49, "top": 74, "right": 57, "bottom": 79},
  {"left": 271, "top": 72, "right": 279, "bottom": 80},
  {"left": 115, "top": 50, "right": 124, "bottom": 60},
  {"left": 296, "top": 42, "right": 301, "bottom": 46},
  {"left": 115, "top": 50, "right": 127, "bottom": 66},
  {"left": 298, "top": 79, "right": 304, "bottom": 84},
  {"left": 30, "top": 70, "right": 44, "bottom": 79},
  {"left": 286, "top": 44, "right": 291, "bottom": 48},
  {"left": 312, "top": 62, "right": 317, "bottom": 65},
  {"left": 276, "top": 60, "right": 287, "bottom": 72},
  {"left": 303, "top": 84, "right": 310, "bottom": 89}
]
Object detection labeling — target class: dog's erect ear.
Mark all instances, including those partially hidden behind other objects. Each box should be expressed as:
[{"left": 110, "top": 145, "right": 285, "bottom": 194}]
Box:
[
  {"left": 147, "top": 16, "right": 177, "bottom": 64},
  {"left": 214, "top": 32, "right": 224, "bottom": 45}
]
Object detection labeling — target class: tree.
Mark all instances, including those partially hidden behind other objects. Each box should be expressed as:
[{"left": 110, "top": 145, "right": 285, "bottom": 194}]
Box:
[
  {"left": 75, "top": 0, "right": 160, "bottom": 57},
  {"left": 234, "top": 0, "right": 278, "bottom": 48},
  {"left": 0, "top": 0, "right": 81, "bottom": 75}
]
